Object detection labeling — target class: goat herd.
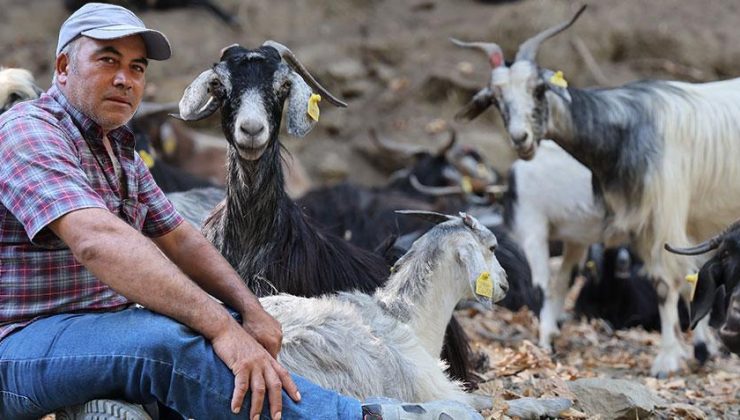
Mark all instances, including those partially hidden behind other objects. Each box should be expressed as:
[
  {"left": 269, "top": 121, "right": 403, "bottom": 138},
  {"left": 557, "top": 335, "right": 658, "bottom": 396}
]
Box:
[{"left": 1, "top": 4, "right": 739, "bottom": 417}]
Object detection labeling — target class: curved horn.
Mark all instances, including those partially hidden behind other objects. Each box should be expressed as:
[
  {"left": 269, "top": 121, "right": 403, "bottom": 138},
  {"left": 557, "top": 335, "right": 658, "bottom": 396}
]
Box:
[
  {"left": 450, "top": 38, "right": 505, "bottom": 68},
  {"left": 515, "top": 5, "right": 587, "bottom": 62},
  {"left": 175, "top": 69, "right": 225, "bottom": 121},
  {"left": 436, "top": 127, "right": 458, "bottom": 156},
  {"left": 665, "top": 219, "right": 740, "bottom": 255},
  {"left": 395, "top": 209, "right": 455, "bottom": 225},
  {"left": 409, "top": 175, "right": 464, "bottom": 196},
  {"left": 262, "top": 40, "right": 347, "bottom": 108},
  {"left": 369, "top": 129, "right": 429, "bottom": 158}
]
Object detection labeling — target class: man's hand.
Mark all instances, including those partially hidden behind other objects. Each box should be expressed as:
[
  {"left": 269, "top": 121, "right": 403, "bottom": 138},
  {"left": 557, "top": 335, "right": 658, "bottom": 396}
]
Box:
[
  {"left": 242, "top": 306, "right": 284, "bottom": 358},
  {"left": 211, "top": 322, "right": 300, "bottom": 419}
]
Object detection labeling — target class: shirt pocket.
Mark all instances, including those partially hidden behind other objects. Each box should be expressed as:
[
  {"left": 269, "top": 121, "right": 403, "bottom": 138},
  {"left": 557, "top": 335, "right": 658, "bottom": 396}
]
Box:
[{"left": 120, "top": 199, "right": 148, "bottom": 231}]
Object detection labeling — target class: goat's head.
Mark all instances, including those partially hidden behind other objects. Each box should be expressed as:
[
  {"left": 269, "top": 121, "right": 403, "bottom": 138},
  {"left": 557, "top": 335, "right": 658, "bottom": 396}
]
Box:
[
  {"left": 584, "top": 244, "right": 636, "bottom": 286},
  {"left": 176, "top": 41, "right": 346, "bottom": 161},
  {"left": 396, "top": 210, "right": 509, "bottom": 307},
  {"left": 665, "top": 220, "right": 740, "bottom": 328},
  {"left": 0, "top": 68, "right": 43, "bottom": 114},
  {"left": 451, "top": 6, "right": 585, "bottom": 160}
]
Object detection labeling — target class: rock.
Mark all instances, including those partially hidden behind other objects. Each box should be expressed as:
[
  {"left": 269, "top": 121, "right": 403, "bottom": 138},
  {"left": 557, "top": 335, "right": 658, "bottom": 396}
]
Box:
[
  {"left": 568, "top": 378, "right": 667, "bottom": 420},
  {"left": 506, "top": 397, "right": 573, "bottom": 419}
]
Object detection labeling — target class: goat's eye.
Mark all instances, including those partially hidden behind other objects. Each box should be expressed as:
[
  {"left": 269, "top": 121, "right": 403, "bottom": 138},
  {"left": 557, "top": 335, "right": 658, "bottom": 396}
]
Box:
[{"left": 489, "top": 245, "right": 496, "bottom": 252}]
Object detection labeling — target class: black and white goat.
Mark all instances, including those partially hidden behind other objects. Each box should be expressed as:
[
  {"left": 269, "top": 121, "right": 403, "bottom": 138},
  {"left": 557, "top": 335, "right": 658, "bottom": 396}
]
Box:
[
  {"left": 0, "top": 68, "right": 43, "bottom": 114},
  {"left": 666, "top": 220, "right": 740, "bottom": 354},
  {"left": 175, "top": 42, "right": 474, "bottom": 383},
  {"left": 453, "top": 6, "right": 740, "bottom": 376},
  {"left": 265, "top": 211, "right": 507, "bottom": 408}
]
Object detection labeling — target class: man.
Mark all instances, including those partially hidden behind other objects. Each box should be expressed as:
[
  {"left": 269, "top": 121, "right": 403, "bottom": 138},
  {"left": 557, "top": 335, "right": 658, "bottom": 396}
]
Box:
[{"left": 0, "top": 3, "right": 482, "bottom": 420}]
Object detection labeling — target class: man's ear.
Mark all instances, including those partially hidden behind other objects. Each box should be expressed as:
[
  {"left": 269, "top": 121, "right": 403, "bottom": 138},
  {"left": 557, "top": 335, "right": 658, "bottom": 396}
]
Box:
[{"left": 55, "top": 53, "right": 70, "bottom": 85}]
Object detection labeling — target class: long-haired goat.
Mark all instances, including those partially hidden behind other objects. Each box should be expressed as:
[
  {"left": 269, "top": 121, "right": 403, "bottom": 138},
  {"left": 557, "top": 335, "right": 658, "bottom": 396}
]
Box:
[
  {"left": 453, "top": 6, "right": 740, "bottom": 376},
  {"left": 264, "top": 211, "right": 507, "bottom": 409},
  {"left": 0, "top": 68, "right": 43, "bottom": 114},
  {"left": 175, "top": 42, "right": 474, "bottom": 383},
  {"left": 666, "top": 220, "right": 740, "bottom": 354}
]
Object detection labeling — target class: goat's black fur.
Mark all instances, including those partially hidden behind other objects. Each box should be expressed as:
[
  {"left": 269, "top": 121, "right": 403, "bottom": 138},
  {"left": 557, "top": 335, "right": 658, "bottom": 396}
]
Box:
[{"left": 575, "top": 244, "right": 689, "bottom": 331}]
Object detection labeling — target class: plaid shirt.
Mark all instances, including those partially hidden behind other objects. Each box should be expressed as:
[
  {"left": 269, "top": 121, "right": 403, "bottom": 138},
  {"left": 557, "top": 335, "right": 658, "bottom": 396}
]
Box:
[{"left": 0, "top": 85, "right": 184, "bottom": 341}]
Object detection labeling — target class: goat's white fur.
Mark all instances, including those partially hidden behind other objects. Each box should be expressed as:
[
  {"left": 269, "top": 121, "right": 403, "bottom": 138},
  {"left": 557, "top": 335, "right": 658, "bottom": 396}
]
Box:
[
  {"left": 0, "top": 68, "right": 41, "bottom": 112},
  {"left": 507, "top": 140, "right": 609, "bottom": 349},
  {"left": 260, "top": 215, "right": 507, "bottom": 407}
]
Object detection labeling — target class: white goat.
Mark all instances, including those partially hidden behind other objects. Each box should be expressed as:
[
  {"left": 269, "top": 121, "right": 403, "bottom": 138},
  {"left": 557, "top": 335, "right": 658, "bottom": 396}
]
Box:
[
  {"left": 454, "top": 6, "right": 740, "bottom": 376},
  {"left": 505, "top": 140, "right": 610, "bottom": 349},
  {"left": 0, "top": 68, "right": 42, "bottom": 114},
  {"left": 261, "top": 211, "right": 508, "bottom": 408}
]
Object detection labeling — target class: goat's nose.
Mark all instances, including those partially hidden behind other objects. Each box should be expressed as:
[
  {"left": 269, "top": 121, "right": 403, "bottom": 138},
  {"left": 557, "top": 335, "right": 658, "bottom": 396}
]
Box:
[
  {"left": 510, "top": 132, "right": 529, "bottom": 146},
  {"left": 240, "top": 121, "right": 265, "bottom": 137}
]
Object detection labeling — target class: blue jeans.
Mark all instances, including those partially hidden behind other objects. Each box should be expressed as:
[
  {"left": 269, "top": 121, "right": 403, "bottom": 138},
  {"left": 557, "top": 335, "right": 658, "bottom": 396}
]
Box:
[{"left": 0, "top": 307, "right": 362, "bottom": 419}]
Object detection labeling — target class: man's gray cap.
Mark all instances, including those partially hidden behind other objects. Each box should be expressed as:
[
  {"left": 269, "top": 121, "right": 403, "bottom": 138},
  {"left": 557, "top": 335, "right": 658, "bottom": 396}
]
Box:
[{"left": 57, "top": 2, "right": 171, "bottom": 60}]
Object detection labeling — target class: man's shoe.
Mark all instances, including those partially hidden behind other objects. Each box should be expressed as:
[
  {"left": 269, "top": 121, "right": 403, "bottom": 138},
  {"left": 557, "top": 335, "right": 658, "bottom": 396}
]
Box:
[
  {"left": 55, "top": 399, "right": 152, "bottom": 420},
  {"left": 361, "top": 397, "right": 483, "bottom": 420}
]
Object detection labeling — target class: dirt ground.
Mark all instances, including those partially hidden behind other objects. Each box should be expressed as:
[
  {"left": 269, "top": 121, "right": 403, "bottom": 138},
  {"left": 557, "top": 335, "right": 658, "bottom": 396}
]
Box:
[{"left": 5, "top": 0, "right": 740, "bottom": 418}]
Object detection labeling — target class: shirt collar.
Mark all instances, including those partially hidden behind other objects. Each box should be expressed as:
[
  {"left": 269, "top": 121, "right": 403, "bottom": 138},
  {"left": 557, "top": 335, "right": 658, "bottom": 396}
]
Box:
[{"left": 48, "top": 84, "right": 135, "bottom": 148}]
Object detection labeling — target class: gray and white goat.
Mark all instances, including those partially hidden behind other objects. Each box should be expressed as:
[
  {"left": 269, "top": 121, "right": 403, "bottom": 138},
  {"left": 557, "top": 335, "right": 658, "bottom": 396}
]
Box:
[
  {"left": 0, "top": 68, "right": 43, "bottom": 114},
  {"left": 453, "top": 6, "right": 740, "bottom": 376},
  {"left": 263, "top": 211, "right": 507, "bottom": 408}
]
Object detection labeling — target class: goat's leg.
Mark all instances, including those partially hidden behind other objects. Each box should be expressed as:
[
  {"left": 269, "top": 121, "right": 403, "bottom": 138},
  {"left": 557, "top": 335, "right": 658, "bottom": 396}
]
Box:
[
  {"left": 651, "top": 278, "right": 690, "bottom": 378},
  {"left": 692, "top": 316, "right": 719, "bottom": 365},
  {"left": 539, "top": 242, "right": 586, "bottom": 352}
]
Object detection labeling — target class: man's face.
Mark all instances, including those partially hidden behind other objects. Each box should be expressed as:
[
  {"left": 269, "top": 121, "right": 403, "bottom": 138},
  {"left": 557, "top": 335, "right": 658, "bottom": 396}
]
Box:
[{"left": 56, "top": 35, "right": 148, "bottom": 132}]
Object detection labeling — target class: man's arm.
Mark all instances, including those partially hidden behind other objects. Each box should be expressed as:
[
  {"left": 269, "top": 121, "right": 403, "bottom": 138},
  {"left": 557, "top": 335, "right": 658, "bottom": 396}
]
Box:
[
  {"left": 48, "top": 207, "right": 299, "bottom": 418},
  {"left": 152, "top": 221, "right": 284, "bottom": 357}
]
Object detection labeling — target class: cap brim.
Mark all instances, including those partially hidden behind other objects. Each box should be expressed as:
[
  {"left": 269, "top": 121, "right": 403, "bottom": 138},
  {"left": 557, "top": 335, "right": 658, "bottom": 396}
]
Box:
[{"left": 82, "top": 25, "right": 171, "bottom": 60}]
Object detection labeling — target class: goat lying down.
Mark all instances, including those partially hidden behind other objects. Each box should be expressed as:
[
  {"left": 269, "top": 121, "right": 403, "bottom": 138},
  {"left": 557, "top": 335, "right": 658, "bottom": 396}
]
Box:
[
  {"left": 263, "top": 211, "right": 508, "bottom": 408},
  {"left": 454, "top": 6, "right": 740, "bottom": 376}
]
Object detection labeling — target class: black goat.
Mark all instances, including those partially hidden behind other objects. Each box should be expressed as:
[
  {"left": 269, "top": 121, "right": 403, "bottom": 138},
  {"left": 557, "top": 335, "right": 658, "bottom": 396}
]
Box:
[
  {"left": 174, "top": 42, "right": 474, "bottom": 383},
  {"left": 666, "top": 220, "right": 740, "bottom": 354},
  {"left": 575, "top": 244, "right": 689, "bottom": 332}
]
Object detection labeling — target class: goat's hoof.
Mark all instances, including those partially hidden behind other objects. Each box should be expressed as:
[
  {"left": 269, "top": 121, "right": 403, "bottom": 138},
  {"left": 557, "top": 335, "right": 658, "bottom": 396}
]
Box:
[
  {"left": 693, "top": 342, "right": 710, "bottom": 365},
  {"left": 650, "top": 346, "right": 689, "bottom": 378}
]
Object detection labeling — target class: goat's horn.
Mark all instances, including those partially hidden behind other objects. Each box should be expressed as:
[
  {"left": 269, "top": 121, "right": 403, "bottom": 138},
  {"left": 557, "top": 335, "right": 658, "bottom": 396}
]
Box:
[
  {"left": 176, "top": 69, "right": 225, "bottom": 121},
  {"left": 437, "top": 127, "right": 457, "bottom": 156},
  {"left": 395, "top": 209, "right": 454, "bottom": 225},
  {"left": 450, "top": 38, "right": 505, "bottom": 68},
  {"left": 369, "top": 129, "right": 429, "bottom": 158},
  {"left": 409, "top": 175, "right": 464, "bottom": 196},
  {"left": 665, "top": 219, "right": 740, "bottom": 255},
  {"left": 515, "top": 5, "right": 587, "bottom": 63},
  {"left": 262, "top": 40, "right": 347, "bottom": 108}
]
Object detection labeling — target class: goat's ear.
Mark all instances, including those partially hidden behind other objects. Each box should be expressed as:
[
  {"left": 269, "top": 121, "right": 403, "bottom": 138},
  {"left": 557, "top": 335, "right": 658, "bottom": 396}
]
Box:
[
  {"left": 176, "top": 69, "right": 225, "bottom": 121},
  {"left": 457, "top": 244, "right": 494, "bottom": 310},
  {"left": 285, "top": 73, "right": 317, "bottom": 138},
  {"left": 690, "top": 263, "right": 721, "bottom": 329},
  {"left": 455, "top": 87, "right": 495, "bottom": 122},
  {"left": 540, "top": 69, "right": 572, "bottom": 103}
]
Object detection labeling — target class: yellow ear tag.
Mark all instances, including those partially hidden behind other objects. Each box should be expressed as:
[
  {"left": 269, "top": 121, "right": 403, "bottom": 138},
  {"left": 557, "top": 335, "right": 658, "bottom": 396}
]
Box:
[
  {"left": 138, "top": 149, "right": 155, "bottom": 168},
  {"left": 307, "top": 94, "right": 321, "bottom": 122},
  {"left": 685, "top": 273, "right": 698, "bottom": 301},
  {"left": 549, "top": 71, "right": 568, "bottom": 88},
  {"left": 461, "top": 176, "right": 473, "bottom": 194},
  {"left": 475, "top": 271, "right": 493, "bottom": 298}
]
